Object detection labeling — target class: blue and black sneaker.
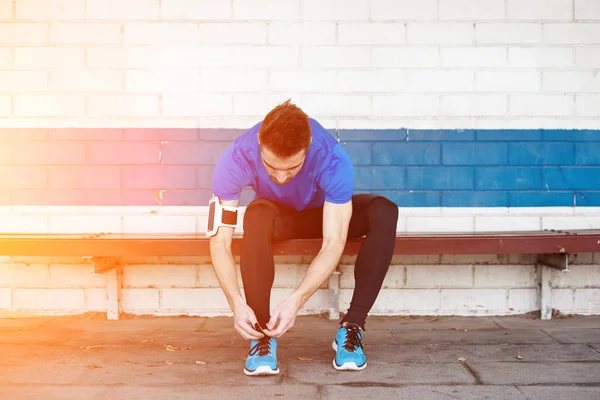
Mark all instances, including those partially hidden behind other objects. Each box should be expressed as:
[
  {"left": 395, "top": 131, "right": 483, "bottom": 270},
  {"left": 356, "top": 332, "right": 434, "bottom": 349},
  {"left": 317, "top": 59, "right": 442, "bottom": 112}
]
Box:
[
  {"left": 332, "top": 323, "right": 367, "bottom": 371},
  {"left": 244, "top": 329, "right": 279, "bottom": 376}
]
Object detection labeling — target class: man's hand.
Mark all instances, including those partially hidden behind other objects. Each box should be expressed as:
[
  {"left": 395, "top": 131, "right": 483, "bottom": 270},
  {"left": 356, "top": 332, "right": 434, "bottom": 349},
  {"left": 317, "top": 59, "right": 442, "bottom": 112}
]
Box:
[
  {"left": 233, "top": 301, "right": 265, "bottom": 340},
  {"left": 262, "top": 294, "right": 302, "bottom": 338}
]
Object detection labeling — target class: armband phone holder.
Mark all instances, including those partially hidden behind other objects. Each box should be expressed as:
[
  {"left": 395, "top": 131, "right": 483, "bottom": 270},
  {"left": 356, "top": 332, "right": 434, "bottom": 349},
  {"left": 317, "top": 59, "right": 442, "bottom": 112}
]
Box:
[{"left": 206, "top": 196, "right": 239, "bottom": 237}]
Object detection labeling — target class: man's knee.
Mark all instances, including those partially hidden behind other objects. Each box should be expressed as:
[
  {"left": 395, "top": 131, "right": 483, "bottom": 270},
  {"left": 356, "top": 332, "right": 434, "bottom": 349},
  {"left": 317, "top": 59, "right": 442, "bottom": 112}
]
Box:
[
  {"left": 243, "top": 199, "right": 278, "bottom": 233},
  {"left": 366, "top": 196, "right": 399, "bottom": 228}
]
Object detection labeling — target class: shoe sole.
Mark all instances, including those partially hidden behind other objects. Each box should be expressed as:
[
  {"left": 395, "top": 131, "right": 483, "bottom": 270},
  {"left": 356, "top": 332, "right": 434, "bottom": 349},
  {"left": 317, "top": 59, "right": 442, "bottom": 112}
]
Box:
[
  {"left": 331, "top": 340, "right": 367, "bottom": 371},
  {"left": 243, "top": 365, "right": 280, "bottom": 376}
]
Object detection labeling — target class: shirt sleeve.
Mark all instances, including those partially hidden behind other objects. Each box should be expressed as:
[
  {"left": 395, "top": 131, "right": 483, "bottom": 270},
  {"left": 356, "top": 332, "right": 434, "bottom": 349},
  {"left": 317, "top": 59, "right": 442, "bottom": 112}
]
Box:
[
  {"left": 212, "top": 143, "right": 253, "bottom": 201},
  {"left": 318, "top": 144, "right": 354, "bottom": 204}
]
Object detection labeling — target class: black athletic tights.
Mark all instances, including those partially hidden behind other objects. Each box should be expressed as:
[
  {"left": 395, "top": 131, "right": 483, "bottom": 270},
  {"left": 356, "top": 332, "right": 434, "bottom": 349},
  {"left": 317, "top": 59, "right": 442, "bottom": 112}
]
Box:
[{"left": 240, "top": 194, "right": 398, "bottom": 331}]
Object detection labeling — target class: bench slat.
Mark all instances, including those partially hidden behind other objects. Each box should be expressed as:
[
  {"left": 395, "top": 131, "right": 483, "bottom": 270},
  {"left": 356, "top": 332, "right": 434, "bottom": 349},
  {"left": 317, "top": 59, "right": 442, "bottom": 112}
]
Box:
[{"left": 0, "top": 231, "right": 598, "bottom": 257}]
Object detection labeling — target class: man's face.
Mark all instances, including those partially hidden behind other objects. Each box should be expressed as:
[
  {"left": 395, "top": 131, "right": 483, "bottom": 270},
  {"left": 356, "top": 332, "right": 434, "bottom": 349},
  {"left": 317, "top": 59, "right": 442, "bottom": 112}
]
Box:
[{"left": 260, "top": 146, "right": 306, "bottom": 185}]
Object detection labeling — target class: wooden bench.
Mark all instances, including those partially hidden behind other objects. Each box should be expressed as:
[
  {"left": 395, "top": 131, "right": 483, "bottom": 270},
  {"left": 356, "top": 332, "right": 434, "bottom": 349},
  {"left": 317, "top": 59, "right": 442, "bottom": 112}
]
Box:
[{"left": 1, "top": 230, "right": 599, "bottom": 321}]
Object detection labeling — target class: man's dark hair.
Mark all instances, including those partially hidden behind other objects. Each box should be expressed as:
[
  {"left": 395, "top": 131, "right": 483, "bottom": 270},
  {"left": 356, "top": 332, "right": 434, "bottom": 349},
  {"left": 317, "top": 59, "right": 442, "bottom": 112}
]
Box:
[{"left": 258, "top": 99, "right": 311, "bottom": 159}]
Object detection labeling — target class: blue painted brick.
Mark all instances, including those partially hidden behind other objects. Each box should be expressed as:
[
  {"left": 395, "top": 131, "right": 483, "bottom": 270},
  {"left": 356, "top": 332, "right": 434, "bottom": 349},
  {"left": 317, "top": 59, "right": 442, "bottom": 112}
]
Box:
[
  {"left": 543, "top": 167, "right": 600, "bottom": 190},
  {"left": 354, "top": 167, "right": 405, "bottom": 190},
  {"left": 509, "top": 142, "right": 575, "bottom": 166},
  {"left": 341, "top": 142, "right": 371, "bottom": 165},
  {"left": 338, "top": 129, "right": 406, "bottom": 141},
  {"left": 442, "top": 143, "right": 508, "bottom": 165},
  {"left": 162, "top": 142, "right": 231, "bottom": 165},
  {"left": 198, "top": 129, "right": 243, "bottom": 140},
  {"left": 476, "top": 167, "right": 541, "bottom": 190},
  {"left": 380, "top": 191, "right": 441, "bottom": 207},
  {"left": 476, "top": 129, "right": 542, "bottom": 141},
  {"left": 542, "top": 129, "right": 600, "bottom": 141},
  {"left": 371, "top": 167, "right": 405, "bottom": 189},
  {"left": 407, "top": 129, "right": 475, "bottom": 141},
  {"left": 373, "top": 142, "right": 440, "bottom": 165},
  {"left": 406, "top": 167, "right": 474, "bottom": 190},
  {"left": 509, "top": 192, "right": 575, "bottom": 207},
  {"left": 576, "top": 192, "right": 600, "bottom": 206},
  {"left": 442, "top": 191, "right": 508, "bottom": 207},
  {"left": 575, "top": 143, "right": 600, "bottom": 165},
  {"left": 197, "top": 166, "right": 216, "bottom": 189}
]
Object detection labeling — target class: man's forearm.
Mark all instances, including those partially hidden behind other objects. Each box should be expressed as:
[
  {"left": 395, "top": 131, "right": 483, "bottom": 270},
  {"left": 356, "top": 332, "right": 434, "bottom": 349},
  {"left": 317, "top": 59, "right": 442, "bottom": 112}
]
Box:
[
  {"left": 293, "top": 240, "right": 345, "bottom": 306},
  {"left": 209, "top": 239, "right": 245, "bottom": 311}
]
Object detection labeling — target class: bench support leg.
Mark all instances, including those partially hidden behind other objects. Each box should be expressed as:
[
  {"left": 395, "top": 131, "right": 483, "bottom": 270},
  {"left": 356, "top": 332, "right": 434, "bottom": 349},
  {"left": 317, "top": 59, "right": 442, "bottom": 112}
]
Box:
[
  {"left": 540, "top": 266, "right": 553, "bottom": 320},
  {"left": 537, "top": 253, "right": 570, "bottom": 320},
  {"left": 106, "top": 265, "right": 123, "bottom": 321},
  {"left": 328, "top": 268, "right": 341, "bottom": 320}
]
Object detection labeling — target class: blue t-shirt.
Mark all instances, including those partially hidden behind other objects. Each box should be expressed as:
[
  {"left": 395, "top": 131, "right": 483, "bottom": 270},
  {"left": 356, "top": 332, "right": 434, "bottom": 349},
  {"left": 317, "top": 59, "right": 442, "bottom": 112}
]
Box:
[{"left": 212, "top": 118, "right": 354, "bottom": 211}]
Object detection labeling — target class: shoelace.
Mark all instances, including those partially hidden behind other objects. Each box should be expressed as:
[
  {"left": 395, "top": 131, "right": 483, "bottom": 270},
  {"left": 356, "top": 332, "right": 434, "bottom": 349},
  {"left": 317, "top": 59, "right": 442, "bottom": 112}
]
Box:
[
  {"left": 342, "top": 324, "right": 363, "bottom": 352},
  {"left": 248, "top": 323, "right": 272, "bottom": 357}
]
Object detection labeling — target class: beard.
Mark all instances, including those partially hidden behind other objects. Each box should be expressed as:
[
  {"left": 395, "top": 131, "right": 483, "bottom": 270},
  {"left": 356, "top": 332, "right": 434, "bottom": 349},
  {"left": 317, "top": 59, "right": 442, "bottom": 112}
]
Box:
[{"left": 270, "top": 175, "right": 293, "bottom": 185}]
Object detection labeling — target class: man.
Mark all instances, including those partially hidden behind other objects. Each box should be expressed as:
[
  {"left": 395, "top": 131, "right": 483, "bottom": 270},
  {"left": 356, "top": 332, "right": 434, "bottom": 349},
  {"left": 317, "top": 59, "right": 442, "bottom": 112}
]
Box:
[{"left": 208, "top": 100, "right": 398, "bottom": 376}]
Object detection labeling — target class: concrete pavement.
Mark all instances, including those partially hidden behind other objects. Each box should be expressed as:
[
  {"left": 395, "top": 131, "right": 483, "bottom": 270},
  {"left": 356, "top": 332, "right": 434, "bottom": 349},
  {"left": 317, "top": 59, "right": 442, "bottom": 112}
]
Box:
[{"left": 1, "top": 313, "right": 599, "bottom": 399}]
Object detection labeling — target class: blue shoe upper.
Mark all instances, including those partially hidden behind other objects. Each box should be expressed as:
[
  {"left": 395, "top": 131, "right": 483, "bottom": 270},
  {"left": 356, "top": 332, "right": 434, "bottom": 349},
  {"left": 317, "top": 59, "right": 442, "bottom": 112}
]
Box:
[
  {"left": 245, "top": 336, "right": 277, "bottom": 372},
  {"left": 334, "top": 323, "right": 366, "bottom": 367}
]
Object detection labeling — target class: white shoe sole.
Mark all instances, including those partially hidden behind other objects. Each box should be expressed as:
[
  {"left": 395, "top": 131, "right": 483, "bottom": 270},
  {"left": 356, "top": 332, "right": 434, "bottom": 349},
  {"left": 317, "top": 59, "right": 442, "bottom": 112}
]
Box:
[
  {"left": 331, "top": 340, "right": 367, "bottom": 371},
  {"left": 243, "top": 365, "right": 280, "bottom": 376}
]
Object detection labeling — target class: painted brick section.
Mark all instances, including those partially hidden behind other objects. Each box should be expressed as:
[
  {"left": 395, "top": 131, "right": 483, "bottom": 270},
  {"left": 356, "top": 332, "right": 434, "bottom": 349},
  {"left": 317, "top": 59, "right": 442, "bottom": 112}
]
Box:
[
  {"left": 15, "top": 0, "right": 86, "bottom": 20},
  {"left": 87, "top": 288, "right": 108, "bottom": 311},
  {"left": 407, "top": 265, "right": 473, "bottom": 287},
  {"left": 14, "top": 48, "right": 85, "bottom": 69},
  {"left": 0, "top": 23, "right": 48, "bottom": 44},
  {"left": 12, "top": 143, "right": 85, "bottom": 165},
  {"left": 440, "top": 289, "right": 507, "bottom": 313},
  {"left": 373, "top": 143, "right": 440, "bottom": 165},
  {"left": 439, "top": 0, "right": 505, "bottom": 20},
  {"left": 122, "top": 167, "right": 196, "bottom": 189},
  {"left": 0, "top": 264, "right": 49, "bottom": 286},
  {"left": 48, "top": 265, "right": 106, "bottom": 287},
  {"left": 160, "top": 0, "right": 231, "bottom": 20},
  {"left": 14, "top": 289, "right": 85, "bottom": 310},
  {"left": 123, "top": 265, "right": 197, "bottom": 287},
  {"left": 160, "top": 288, "right": 229, "bottom": 312},
  {"left": 48, "top": 167, "right": 121, "bottom": 189},
  {"left": 51, "top": 24, "right": 121, "bottom": 44},
  {"left": 508, "top": 289, "right": 538, "bottom": 312},
  {"left": 14, "top": 95, "right": 85, "bottom": 117},
  {"left": 0, "top": 288, "right": 11, "bottom": 309},
  {"left": 370, "top": 0, "right": 437, "bottom": 20},
  {"left": 86, "top": 142, "right": 160, "bottom": 165},
  {"left": 552, "top": 289, "right": 574, "bottom": 312},
  {"left": 509, "top": 143, "right": 575, "bottom": 165},
  {"left": 576, "top": 0, "right": 600, "bottom": 20},
  {"left": 0, "top": 71, "right": 48, "bottom": 92},
  {"left": 122, "top": 289, "right": 159, "bottom": 312},
  {"left": 573, "top": 289, "right": 600, "bottom": 313},
  {"left": 86, "top": 0, "right": 160, "bottom": 20},
  {"left": 476, "top": 167, "right": 541, "bottom": 190},
  {"left": 507, "top": 0, "right": 573, "bottom": 21},
  {"left": 442, "top": 143, "right": 507, "bottom": 165},
  {"left": 474, "top": 265, "right": 537, "bottom": 288},
  {"left": 0, "top": 0, "right": 11, "bottom": 19},
  {"left": 543, "top": 168, "right": 600, "bottom": 190}
]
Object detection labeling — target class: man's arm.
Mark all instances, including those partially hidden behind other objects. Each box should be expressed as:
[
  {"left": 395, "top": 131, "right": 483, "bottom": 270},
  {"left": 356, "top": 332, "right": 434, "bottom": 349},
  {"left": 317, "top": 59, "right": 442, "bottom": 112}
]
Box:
[
  {"left": 294, "top": 200, "right": 352, "bottom": 305},
  {"left": 264, "top": 199, "right": 352, "bottom": 336},
  {"left": 209, "top": 198, "right": 264, "bottom": 339}
]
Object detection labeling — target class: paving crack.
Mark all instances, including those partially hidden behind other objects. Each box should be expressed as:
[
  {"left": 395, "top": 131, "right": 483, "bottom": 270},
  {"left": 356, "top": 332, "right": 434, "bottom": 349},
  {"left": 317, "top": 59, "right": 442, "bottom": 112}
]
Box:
[{"left": 460, "top": 362, "right": 482, "bottom": 385}]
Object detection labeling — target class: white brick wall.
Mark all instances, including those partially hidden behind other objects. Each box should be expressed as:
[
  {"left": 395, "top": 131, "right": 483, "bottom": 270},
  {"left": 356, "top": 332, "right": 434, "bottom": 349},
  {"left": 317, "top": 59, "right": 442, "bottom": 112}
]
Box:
[
  {"left": 1, "top": 255, "right": 598, "bottom": 317},
  {"left": 0, "top": 0, "right": 596, "bottom": 127},
  {"left": 1, "top": 0, "right": 600, "bottom": 318}
]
